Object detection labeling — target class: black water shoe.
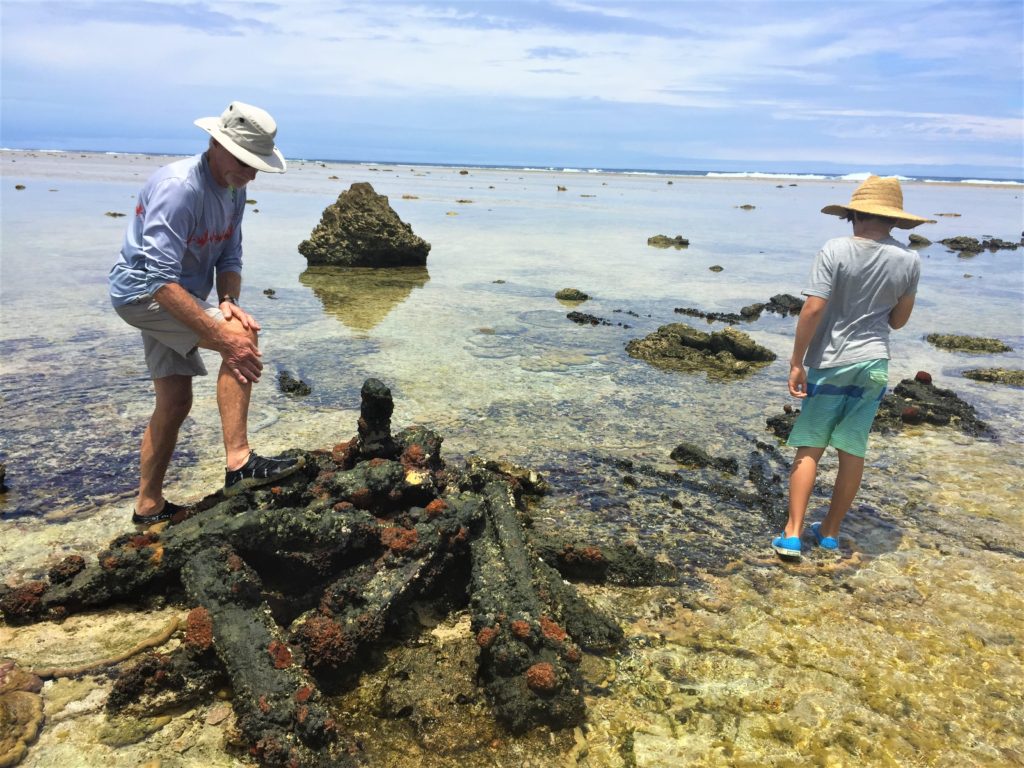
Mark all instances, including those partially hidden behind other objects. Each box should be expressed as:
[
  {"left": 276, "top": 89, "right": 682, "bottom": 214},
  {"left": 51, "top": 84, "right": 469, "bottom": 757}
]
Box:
[
  {"left": 223, "top": 451, "right": 305, "bottom": 497},
  {"left": 132, "top": 500, "right": 189, "bottom": 525}
]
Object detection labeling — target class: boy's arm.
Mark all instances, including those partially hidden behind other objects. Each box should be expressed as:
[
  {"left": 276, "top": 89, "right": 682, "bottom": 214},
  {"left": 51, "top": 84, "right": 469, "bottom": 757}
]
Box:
[
  {"left": 788, "top": 296, "right": 828, "bottom": 398},
  {"left": 888, "top": 292, "right": 916, "bottom": 329}
]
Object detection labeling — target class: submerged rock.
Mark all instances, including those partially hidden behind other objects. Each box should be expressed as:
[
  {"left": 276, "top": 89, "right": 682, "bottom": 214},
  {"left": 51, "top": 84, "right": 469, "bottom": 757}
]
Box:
[
  {"left": 647, "top": 235, "right": 689, "bottom": 249},
  {"left": 908, "top": 233, "right": 932, "bottom": 247},
  {"left": 765, "top": 293, "right": 804, "bottom": 316},
  {"left": 625, "top": 323, "right": 776, "bottom": 379},
  {"left": 669, "top": 442, "right": 739, "bottom": 474},
  {"left": 277, "top": 370, "right": 311, "bottom": 397},
  {"left": 925, "top": 333, "right": 1012, "bottom": 353},
  {"left": 298, "top": 182, "right": 431, "bottom": 267},
  {"left": 962, "top": 368, "right": 1024, "bottom": 386},
  {"left": 555, "top": 288, "right": 589, "bottom": 302}
]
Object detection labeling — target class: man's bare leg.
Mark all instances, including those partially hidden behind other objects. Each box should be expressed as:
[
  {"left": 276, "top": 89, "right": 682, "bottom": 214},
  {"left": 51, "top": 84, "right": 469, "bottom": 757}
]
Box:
[
  {"left": 136, "top": 374, "right": 193, "bottom": 517},
  {"left": 198, "top": 315, "right": 256, "bottom": 471}
]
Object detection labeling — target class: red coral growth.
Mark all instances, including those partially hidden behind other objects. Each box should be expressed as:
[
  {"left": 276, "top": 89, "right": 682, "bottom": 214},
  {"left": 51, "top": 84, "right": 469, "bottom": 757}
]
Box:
[
  {"left": 296, "top": 705, "right": 309, "bottom": 724},
  {"left": 510, "top": 620, "right": 532, "bottom": 640},
  {"left": 350, "top": 487, "right": 373, "bottom": 509},
  {"left": 525, "top": 662, "right": 559, "bottom": 693},
  {"left": 564, "top": 645, "right": 582, "bottom": 663},
  {"left": 424, "top": 498, "right": 448, "bottom": 519},
  {"left": 380, "top": 526, "right": 418, "bottom": 554},
  {"left": 258, "top": 695, "right": 271, "bottom": 713},
  {"left": 294, "top": 617, "right": 355, "bottom": 669},
  {"left": 127, "top": 533, "right": 159, "bottom": 550},
  {"left": 449, "top": 526, "right": 469, "bottom": 546},
  {"left": 294, "top": 685, "right": 314, "bottom": 703},
  {"left": 562, "top": 544, "right": 605, "bottom": 566},
  {"left": 268, "top": 639, "right": 293, "bottom": 669},
  {"left": 48, "top": 554, "right": 86, "bottom": 584},
  {"left": 915, "top": 370, "right": 933, "bottom": 385},
  {"left": 332, "top": 501, "right": 355, "bottom": 513},
  {"left": 538, "top": 616, "right": 568, "bottom": 643},
  {"left": 400, "top": 443, "right": 426, "bottom": 469},
  {"left": 101, "top": 556, "right": 119, "bottom": 571},
  {"left": 184, "top": 607, "right": 214, "bottom": 651},
  {"left": 0, "top": 581, "right": 47, "bottom": 619},
  {"left": 270, "top": 486, "right": 283, "bottom": 495},
  {"left": 226, "top": 554, "right": 245, "bottom": 572},
  {"left": 901, "top": 406, "right": 924, "bottom": 424},
  {"left": 368, "top": 458, "right": 387, "bottom": 467},
  {"left": 332, "top": 438, "right": 358, "bottom": 467},
  {"left": 476, "top": 626, "right": 499, "bottom": 648}
]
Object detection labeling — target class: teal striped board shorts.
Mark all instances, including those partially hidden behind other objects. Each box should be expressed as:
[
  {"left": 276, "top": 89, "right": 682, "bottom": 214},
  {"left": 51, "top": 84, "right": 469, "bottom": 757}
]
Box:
[{"left": 787, "top": 359, "right": 889, "bottom": 458}]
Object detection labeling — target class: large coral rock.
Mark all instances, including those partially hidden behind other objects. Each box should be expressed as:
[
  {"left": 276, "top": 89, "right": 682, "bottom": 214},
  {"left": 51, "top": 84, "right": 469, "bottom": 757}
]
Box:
[
  {"left": 298, "top": 182, "right": 431, "bottom": 267},
  {"left": 625, "top": 323, "right": 776, "bottom": 379}
]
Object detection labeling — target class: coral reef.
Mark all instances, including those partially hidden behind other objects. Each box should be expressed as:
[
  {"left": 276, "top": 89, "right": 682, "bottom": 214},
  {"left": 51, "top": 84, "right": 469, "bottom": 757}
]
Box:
[
  {"left": 925, "top": 333, "right": 1012, "bottom": 353},
  {"left": 298, "top": 182, "right": 431, "bottom": 267},
  {"left": 625, "top": 323, "right": 776, "bottom": 379},
  {"left": 0, "top": 380, "right": 651, "bottom": 768}
]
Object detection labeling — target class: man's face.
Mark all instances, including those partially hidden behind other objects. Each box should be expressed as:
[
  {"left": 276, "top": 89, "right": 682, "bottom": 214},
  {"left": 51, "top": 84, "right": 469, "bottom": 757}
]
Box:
[{"left": 212, "top": 141, "right": 258, "bottom": 189}]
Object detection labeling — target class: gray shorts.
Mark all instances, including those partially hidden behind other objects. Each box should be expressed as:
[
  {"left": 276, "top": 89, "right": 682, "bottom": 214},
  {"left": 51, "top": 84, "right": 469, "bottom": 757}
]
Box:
[{"left": 116, "top": 298, "right": 224, "bottom": 379}]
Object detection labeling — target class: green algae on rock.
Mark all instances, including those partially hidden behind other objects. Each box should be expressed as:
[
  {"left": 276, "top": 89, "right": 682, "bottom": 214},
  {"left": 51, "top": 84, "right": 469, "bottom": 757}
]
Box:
[
  {"left": 926, "top": 333, "right": 1012, "bottom": 353},
  {"left": 555, "top": 288, "right": 589, "bottom": 302},
  {"left": 625, "top": 323, "right": 776, "bottom": 379}
]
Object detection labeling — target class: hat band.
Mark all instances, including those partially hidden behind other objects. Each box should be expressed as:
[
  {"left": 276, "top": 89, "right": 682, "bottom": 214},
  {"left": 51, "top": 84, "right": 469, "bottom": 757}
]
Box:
[{"left": 221, "top": 125, "right": 276, "bottom": 156}]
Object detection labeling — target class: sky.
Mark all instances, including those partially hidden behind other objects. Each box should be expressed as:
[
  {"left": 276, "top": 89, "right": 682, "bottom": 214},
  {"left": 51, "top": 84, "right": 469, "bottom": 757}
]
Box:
[{"left": 1, "top": 0, "right": 1022, "bottom": 178}]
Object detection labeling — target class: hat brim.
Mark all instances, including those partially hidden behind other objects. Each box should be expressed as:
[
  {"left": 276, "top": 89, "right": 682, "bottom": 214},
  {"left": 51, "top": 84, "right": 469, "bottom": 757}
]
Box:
[
  {"left": 821, "top": 203, "right": 936, "bottom": 230},
  {"left": 195, "top": 117, "right": 287, "bottom": 174}
]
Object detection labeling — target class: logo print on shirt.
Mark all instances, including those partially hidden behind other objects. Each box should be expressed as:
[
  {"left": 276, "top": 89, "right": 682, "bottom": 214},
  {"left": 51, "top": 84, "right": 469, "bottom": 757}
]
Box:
[{"left": 188, "top": 224, "right": 235, "bottom": 248}]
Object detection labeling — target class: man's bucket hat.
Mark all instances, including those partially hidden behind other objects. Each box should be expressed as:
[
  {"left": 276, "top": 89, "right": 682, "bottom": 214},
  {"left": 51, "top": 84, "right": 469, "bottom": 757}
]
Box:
[
  {"left": 195, "top": 101, "right": 286, "bottom": 174},
  {"left": 821, "top": 175, "right": 934, "bottom": 229}
]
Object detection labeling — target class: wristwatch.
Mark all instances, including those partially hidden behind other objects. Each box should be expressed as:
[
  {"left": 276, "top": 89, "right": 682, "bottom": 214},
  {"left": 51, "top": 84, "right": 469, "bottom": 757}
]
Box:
[{"left": 219, "top": 295, "right": 239, "bottom": 306}]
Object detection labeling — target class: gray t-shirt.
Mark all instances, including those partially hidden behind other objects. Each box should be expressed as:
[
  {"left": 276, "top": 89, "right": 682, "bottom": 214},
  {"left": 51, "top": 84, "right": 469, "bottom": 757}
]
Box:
[{"left": 802, "top": 236, "right": 920, "bottom": 369}]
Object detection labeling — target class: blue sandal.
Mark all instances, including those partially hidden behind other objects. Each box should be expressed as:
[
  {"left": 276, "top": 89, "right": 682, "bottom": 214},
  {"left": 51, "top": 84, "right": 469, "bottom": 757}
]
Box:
[
  {"left": 810, "top": 522, "right": 839, "bottom": 550},
  {"left": 771, "top": 534, "right": 802, "bottom": 559}
]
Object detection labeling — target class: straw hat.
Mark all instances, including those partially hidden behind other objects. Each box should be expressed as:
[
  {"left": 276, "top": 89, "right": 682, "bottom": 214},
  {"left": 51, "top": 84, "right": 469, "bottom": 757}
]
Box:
[
  {"left": 821, "top": 175, "right": 934, "bottom": 229},
  {"left": 195, "top": 101, "right": 286, "bottom": 174}
]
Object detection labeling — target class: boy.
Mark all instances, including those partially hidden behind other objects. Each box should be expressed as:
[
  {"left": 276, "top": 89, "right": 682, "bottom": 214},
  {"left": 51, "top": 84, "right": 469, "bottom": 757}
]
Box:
[{"left": 772, "top": 175, "right": 934, "bottom": 558}]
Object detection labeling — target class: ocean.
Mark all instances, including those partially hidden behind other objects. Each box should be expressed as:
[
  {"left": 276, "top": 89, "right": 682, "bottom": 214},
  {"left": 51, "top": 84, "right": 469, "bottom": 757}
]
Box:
[{"left": 1, "top": 149, "right": 1022, "bottom": 767}]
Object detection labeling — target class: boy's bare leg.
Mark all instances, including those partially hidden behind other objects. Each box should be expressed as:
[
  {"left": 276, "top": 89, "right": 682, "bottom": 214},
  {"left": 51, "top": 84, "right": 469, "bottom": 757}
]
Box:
[
  {"left": 818, "top": 450, "right": 864, "bottom": 538},
  {"left": 137, "top": 375, "right": 193, "bottom": 516},
  {"left": 784, "top": 446, "right": 825, "bottom": 538}
]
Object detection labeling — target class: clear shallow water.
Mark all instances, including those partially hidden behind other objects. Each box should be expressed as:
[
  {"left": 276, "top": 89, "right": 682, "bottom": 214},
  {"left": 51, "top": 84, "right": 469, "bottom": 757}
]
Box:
[{"left": 1, "top": 151, "right": 1022, "bottom": 766}]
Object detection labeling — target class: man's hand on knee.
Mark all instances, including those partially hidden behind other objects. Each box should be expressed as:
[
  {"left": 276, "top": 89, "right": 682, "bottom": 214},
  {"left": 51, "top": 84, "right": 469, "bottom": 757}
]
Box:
[{"left": 218, "top": 325, "right": 263, "bottom": 384}]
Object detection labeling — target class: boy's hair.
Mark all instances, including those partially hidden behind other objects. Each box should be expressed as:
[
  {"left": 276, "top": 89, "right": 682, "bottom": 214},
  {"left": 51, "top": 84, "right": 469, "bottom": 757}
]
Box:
[{"left": 845, "top": 210, "right": 899, "bottom": 226}]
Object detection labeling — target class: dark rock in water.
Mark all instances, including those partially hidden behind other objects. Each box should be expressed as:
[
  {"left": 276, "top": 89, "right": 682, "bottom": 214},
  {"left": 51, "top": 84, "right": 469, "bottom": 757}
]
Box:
[
  {"left": 0, "top": 379, "right": 637, "bottom": 766},
  {"left": 941, "top": 235, "right": 1019, "bottom": 253},
  {"left": 530, "top": 537, "right": 677, "bottom": 587},
  {"left": 263, "top": 288, "right": 277, "bottom": 299},
  {"left": 962, "top": 368, "right": 1024, "bottom": 386},
  {"left": 0, "top": 461, "right": 6, "bottom": 492},
  {"left": 277, "top": 370, "right": 311, "bottom": 397},
  {"left": 670, "top": 442, "right": 739, "bottom": 474},
  {"left": 940, "top": 236, "right": 983, "bottom": 254},
  {"left": 980, "top": 237, "right": 1020, "bottom": 250},
  {"left": 298, "top": 182, "right": 431, "bottom": 267},
  {"left": 647, "top": 234, "right": 689, "bottom": 249},
  {"left": 925, "top": 333, "right": 1012, "bottom": 353},
  {"left": 766, "top": 410, "right": 799, "bottom": 440},
  {"left": 709, "top": 265, "right": 724, "bottom": 272},
  {"left": 908, "top": 233, "right": 931, "bottom": 247},
  {"left": 555, "top": 288, "right": 589, "bottom": 302},
  {"left": 769, "top": 378, "right": 993, "bottom": 440},
  {"left": 765, "top": 293, "right": 804, "bottom": 316},
  {"left": 567, "top": 311, "right": 615, "bottom": 327},
  {"left": 740, "top": 303, "right": 766, "bottom": 319},
  {"left": 625, "top": 323, "right": 776, "bottom": 379},
  {"left": 673, "top": 306, "right": 747, "bottom": 325}
]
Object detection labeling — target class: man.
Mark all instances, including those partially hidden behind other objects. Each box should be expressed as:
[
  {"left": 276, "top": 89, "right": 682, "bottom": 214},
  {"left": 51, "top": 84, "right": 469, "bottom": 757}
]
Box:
[
  {"left": 772, "top": 175, "right": 934, "bottom": 559},
  {"left": 109, "top": 101, "right": 303, "bottom": 524}
]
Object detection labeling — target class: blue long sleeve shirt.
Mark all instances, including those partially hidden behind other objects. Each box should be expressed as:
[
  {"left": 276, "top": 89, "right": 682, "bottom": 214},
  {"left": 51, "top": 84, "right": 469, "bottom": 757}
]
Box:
[{"left": 109, "top": 153, "right": 245, "bottom": 307}]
